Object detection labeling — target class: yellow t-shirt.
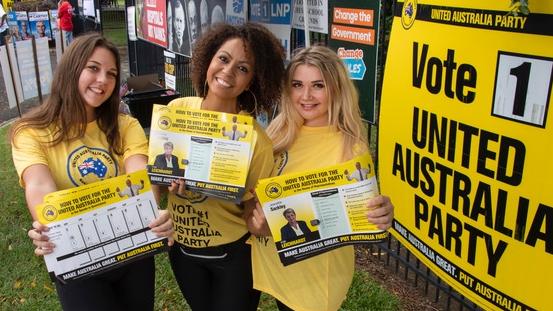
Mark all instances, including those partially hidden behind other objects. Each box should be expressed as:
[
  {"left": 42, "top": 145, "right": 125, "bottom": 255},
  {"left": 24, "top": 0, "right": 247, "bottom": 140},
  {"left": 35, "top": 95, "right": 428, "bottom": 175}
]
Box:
[
  {"left": 12, "top": 115, "right": 148, "bottom": 189},
  {"left": 167, "top": 97, "right": 274, "bottom": 247},
  {"left": 251, "top": 126, "right": 366, "bottom": 311}
]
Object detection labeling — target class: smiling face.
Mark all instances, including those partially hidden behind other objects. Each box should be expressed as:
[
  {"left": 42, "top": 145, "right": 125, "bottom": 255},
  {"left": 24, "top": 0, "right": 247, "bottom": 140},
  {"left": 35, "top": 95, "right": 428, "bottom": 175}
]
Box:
[
  {"left": 78, "top": 47, "right": 118, "bottom": 121},
  {"left": 164, "top": 144, "right": 173, "bottom": 156},
  {"left": 284, "top": 210, "right": 297, "bottom": 224},
  {"left": 36, "top": 21, "right": 46, "bottom": 36},
  {"left": 290, "top": 64, "right": 329, "bottom": 127},
  {"left": 205, "top": 38, "right": 254, "bottom": 109}
]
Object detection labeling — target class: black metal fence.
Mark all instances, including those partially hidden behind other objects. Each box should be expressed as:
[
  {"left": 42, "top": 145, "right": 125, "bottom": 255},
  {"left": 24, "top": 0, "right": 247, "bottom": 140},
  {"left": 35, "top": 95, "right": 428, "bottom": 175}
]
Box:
[{"left": 365, "top": 236, "right": 482, "bottom": 311}]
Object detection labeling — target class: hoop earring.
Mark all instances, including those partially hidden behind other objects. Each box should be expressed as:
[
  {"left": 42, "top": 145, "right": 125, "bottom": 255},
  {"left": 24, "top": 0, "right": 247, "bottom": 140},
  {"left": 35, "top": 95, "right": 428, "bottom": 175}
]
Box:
[
  {"left": 271, "top": 102, "right": 278, "bottom": 120},
  {"left": 203, "top": 80, "right": 208, "bottom": 96},
  {"left": 246, "top": 89, "right": 259, "bottom": 116}
]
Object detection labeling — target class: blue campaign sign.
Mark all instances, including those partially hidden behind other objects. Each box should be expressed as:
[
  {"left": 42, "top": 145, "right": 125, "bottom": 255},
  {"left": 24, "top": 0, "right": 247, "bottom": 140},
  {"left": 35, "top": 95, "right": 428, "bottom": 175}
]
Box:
[
  {"left": 249, "top": 0, "right": 270, "bottom": 23},
  {"left": 269, "top": 0, "right": 291, "bottom": 24},
  {"left": 249, "top": 0, "right": 291, "bottom": 24},
  {"left": 342, "top": 58, "right": 366, "bottom": 80}
]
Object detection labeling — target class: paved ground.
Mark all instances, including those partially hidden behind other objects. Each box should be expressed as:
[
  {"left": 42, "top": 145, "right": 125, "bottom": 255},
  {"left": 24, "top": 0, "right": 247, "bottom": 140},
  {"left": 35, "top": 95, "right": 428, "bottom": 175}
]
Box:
[{"left": 0, "top": 44, "right": 130, "bottom": 126}]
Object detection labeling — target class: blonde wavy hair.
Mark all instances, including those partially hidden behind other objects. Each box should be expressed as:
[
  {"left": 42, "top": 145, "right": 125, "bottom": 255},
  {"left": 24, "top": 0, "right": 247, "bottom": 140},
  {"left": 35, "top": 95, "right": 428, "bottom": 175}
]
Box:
[{"left": 266, "top": 45, "right": 367, "bottom": 161}]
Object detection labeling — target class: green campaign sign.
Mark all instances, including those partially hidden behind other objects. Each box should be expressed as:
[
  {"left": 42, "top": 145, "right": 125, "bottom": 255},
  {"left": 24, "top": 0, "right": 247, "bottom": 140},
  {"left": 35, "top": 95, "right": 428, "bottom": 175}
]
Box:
[{"left": 328, "top": 0, "right": 381, "bottom": 123}]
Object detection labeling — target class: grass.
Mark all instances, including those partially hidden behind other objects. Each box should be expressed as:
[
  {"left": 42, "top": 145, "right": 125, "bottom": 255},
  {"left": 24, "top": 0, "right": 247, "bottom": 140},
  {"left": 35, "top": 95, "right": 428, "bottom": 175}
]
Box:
[
  {"left": 102, "top": 18, "right": 128, "bottom": 47},
  {"left": 0, "top": 123, "right": 399, "bottom": 310}
]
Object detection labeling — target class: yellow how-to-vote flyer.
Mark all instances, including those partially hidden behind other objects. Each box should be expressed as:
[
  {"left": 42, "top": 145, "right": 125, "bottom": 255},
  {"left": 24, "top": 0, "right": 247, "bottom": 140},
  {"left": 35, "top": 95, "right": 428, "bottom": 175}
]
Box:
[
  {"left": 36, "top": 170, "right": 168, "bottom": 283},
  {"left": 256, "top": 152, "right": 389, "bottom": 266},
  {"left": 147, "top": 105, "right": 254, "bottom": 202}
]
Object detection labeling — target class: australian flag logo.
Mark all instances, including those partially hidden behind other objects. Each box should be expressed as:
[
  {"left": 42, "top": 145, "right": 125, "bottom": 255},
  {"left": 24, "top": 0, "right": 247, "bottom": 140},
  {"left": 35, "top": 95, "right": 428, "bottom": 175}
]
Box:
[
  {"left": 404, "top": 3, "right": 413, "bottom": 17},
  {"left": 78, "top": 157, "right": 108, "bottom": 177}
]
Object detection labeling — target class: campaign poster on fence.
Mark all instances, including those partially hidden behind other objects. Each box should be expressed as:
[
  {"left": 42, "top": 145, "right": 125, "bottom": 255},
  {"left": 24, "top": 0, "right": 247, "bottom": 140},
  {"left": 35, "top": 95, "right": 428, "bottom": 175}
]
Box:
[
  {"left": 7, "top": 11, "right": 21, "bottom": 42},
  {"left": 37, "top": 170, "right": 168, "bottom": 282},
  {"left": 379, "top": 1, "right": 553, "bottom": 310},
  {"left": 83, "top": 0, "right": 95, "bottom": 17},
  {"left": 249, "top": 0, "right": 292, "bottom": 60},
  {"left": 12, "top": 37, "right": 52, "bottom": 100},
  {"left": 164, "top": 50, "right": 176, "bottom": 90},
  {"left": 291, "top": 0, "right": 328, "bottom": 34},
  {"left": 14, "top": 40, "right": 38, "bottom": 100},
  {"left": 136, "top": 0, "right": 167, "bottom": 47},
  {"left": 328, "top": 1, "right": 380, "bottom": 124},
  {"left": 49, "top": 9, "right": 59, "bottom": 39},
  {"left": 36, "top": 36, "right": 53, "bottom": 95},
  {"left": 127, "top": 6, "right": 138, "bottom": 41},
  {"left": 15, "top": 11, "right": 32, "bottom": 40},
  {"left": 166, "top": 0, "right": 185, "bottom": 56},
  {"left": 256, "top": 152, "right": 387, "bottom": 265},
  {"left": 28, "top": 11, "right": 51, "bottom": 40},
  {"left": 2, "top": 0, "right": 13, "bottom": 11},
  {"left": 226, "top": 0, "right": 246, "bottom": 25}
]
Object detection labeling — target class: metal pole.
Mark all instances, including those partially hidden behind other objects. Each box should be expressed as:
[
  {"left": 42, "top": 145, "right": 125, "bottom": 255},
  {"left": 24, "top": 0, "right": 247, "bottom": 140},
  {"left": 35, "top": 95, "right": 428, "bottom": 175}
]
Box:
[
  {"left": 31, "top": 36, "right": 43, "bottom": 104},
  {"left": 4, "top": 37, "right": 22, "bottom": 116},
  {"left": 302, "top": 0, "right": 310, "bottom": 47}
]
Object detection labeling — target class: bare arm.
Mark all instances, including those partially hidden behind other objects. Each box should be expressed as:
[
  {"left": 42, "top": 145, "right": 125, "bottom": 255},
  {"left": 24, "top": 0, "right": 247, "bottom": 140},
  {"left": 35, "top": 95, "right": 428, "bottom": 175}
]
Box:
[
  {"left": 23, "top": 164, "right": 58, "bottom": 256},
  {"left": 124, "top": 154, "right": 148, "bottom": 173}
]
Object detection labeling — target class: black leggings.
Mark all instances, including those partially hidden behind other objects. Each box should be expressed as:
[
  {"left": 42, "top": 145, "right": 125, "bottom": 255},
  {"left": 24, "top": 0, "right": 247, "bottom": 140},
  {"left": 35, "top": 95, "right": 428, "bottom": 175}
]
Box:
[
  {"left": 55, "top": 257, "right": 155, "bottom": 311},
  {"left": 169, "top": 241, "right": 260, "bottom": 311}
]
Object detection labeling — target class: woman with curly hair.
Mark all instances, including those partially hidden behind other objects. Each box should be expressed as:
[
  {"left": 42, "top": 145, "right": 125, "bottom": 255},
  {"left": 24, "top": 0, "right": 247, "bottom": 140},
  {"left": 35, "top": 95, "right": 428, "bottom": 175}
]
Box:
[
  {"left": 10, "top": 33, "right": 173, "bottom": 310},
  {"left": 166, "top": 22, "right": 285, "bottom": 311}
]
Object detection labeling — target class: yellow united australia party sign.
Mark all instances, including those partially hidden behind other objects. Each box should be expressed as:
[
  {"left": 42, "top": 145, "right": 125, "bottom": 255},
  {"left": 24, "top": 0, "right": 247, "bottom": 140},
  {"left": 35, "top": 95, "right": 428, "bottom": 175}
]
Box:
[{"left": 379, "top": 1, "right": 553, "bottom": 310}]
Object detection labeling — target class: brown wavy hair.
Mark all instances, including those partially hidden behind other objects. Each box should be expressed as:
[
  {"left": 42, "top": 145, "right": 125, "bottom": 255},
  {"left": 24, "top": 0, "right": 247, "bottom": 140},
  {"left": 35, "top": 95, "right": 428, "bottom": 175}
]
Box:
[
  {"left": 190, "top": 22, "right": 285, "bottom": 116},
  {"left": 10, "top": 33, "right": 123, "bottom": 155}
]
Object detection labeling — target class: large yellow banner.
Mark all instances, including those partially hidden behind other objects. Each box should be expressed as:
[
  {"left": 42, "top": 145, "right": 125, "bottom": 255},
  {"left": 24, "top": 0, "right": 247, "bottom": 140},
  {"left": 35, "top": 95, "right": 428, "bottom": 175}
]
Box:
[{"left": 379, "top": 1, "right": 552, "bottom": 310}]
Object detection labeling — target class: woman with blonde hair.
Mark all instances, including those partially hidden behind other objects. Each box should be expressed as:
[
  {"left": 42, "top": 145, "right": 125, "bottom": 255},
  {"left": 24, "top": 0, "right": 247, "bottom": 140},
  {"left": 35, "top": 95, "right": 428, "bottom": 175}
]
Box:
[{"left": 247, "top": 45, "right": 394, "bottom": 311}]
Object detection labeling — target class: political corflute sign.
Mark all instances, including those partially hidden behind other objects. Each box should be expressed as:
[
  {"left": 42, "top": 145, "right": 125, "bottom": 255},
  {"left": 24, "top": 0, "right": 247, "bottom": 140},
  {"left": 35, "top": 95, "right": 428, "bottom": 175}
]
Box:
[{"left": 379, "top": 1, "right": 553, "bottom": 310}]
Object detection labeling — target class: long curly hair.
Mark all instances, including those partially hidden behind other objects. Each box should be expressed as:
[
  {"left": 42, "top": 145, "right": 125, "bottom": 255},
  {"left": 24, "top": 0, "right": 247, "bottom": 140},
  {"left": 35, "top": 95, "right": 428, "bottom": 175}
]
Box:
[
  {"left": 10, "top": 33, "right": 123, "bottom": 155},
  {"left": 190, "top": 22, "right": 285, "bottom": 116}
]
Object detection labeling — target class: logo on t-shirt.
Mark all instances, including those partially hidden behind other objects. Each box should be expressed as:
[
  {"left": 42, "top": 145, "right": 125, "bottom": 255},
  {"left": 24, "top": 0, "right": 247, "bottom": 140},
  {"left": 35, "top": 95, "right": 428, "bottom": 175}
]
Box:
[
  {"left": 274, "top": 151, "right": 288, "bottom": 176},
  {"left": 176, "top": 190, "right": 208, "bottom": 203},
  {"left": 78, "top": 157, "right": 108, "bottom": 177},
  {"left": 67, "top": 146, "right": 118, "bottom": 186}
]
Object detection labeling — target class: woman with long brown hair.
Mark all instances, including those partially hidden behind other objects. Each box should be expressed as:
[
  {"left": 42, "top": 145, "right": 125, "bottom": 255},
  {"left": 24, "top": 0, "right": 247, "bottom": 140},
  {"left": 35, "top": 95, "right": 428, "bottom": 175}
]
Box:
[{"left": 10, "top": 33, "right": 173, "bottom": 310}]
